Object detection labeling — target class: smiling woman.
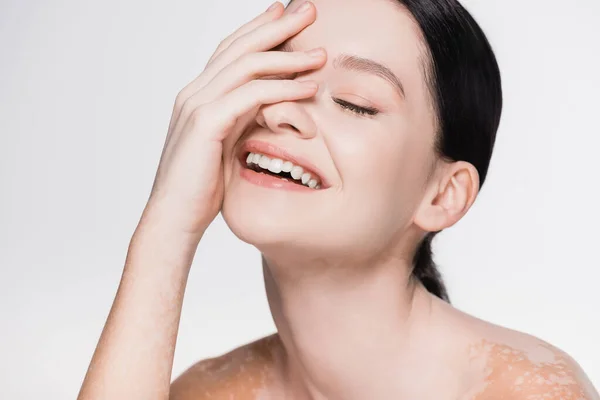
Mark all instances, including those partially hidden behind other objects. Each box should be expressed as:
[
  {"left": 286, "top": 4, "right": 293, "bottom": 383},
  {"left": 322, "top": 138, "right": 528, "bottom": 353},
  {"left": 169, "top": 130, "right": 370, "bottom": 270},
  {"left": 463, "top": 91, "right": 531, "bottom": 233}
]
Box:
[{"left": 76, "top": 0, "right": 599, "bottom": 399}]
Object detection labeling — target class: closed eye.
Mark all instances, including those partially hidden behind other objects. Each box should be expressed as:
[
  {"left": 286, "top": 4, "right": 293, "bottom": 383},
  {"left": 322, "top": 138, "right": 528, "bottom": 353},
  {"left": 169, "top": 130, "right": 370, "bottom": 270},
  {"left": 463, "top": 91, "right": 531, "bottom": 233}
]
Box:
[{"left": 333, "top": 98, "right": 379, "bottom": 117}]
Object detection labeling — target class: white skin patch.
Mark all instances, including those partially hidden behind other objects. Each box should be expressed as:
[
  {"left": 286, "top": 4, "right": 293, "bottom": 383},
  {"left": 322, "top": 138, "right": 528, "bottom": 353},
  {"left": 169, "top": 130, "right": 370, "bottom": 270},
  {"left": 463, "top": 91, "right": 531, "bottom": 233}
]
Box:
[
  {"left": 171, "top": 335, "right": 284, "bottom": 399},
  {"left": 462, "top": 338, "right": 590, "bottom": 400},
  {"left": 175, "top": 334, "right": 596, "bottom": 399}
]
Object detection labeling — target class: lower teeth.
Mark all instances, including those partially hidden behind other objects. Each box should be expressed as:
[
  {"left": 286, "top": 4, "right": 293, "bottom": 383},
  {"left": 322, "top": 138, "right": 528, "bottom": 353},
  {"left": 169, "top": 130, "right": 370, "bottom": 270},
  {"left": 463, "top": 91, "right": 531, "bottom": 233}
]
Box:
[
  {"left": 256, "top": 169, "right": 299, "bottom": 185},
  {"left": 251, "top": 167, "right": 317, "bottom": 189}
]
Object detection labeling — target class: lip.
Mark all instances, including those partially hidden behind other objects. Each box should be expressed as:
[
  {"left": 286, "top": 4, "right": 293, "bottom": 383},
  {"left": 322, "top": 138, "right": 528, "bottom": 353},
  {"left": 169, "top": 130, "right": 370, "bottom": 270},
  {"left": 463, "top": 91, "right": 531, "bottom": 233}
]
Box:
[
  {"left": 238, "top": 139, "right": 330, "bottom": 189},
  {"left": 239, "top": 167, "right": 317, "bottom": 192}
]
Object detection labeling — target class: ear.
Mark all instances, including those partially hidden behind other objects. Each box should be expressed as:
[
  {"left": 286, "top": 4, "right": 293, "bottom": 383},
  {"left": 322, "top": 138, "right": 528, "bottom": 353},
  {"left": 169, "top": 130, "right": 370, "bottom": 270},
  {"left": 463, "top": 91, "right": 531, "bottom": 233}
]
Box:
[{"left": 413, "top": 161, "right": 480, "bottom": 232}]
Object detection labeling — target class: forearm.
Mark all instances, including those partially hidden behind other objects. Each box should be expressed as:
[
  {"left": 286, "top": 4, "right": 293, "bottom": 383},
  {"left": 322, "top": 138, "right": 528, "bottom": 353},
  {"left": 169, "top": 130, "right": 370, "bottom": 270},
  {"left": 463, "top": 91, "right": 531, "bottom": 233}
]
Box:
[{"left": 78, "top": 215, "right": 200, "bottom": 400}]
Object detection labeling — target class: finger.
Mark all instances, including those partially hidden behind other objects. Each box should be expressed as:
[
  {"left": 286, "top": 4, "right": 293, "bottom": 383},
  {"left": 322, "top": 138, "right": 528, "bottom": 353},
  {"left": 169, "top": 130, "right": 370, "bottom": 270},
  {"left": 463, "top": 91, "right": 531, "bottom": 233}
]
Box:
[
  {"left": 177, "top": 3, "right": 284, "bottom": 106},
  {"left": 162, "top": 79, "right": 318, "bottom": 164},
  {"left": 197, "top": 49, "right": 325, "bottom": 107},
  {"left": 205, "top": 3, "right": 316, "bottom": 85},
  {"left": 181, "top": 2, "right": 317, "bottom": 104},
  {"left": 207, "top": 2, "right": 284, "bottom": 66},
  {"left": 171, "top": 49, "right": 324, "bottom": 138},
  {"left": 186, "top": 79, "right": 319, "bottom": 142},
  {"left": 171, "top": 3, "right": 285, "bottom": 118}
]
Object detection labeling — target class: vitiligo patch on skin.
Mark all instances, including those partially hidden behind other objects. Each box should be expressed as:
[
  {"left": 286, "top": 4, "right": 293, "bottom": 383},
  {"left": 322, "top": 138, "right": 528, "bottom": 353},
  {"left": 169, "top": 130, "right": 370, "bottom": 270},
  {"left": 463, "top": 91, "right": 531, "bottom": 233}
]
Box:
[
  {"left": 464, "top": 339, "right": 594, "bottom": 400},
  {"left": 172, "top": 333, "right": 597, "bottom": 400},
  {"left": 170, "top": 335, "right": 283, "bottom": 400}
]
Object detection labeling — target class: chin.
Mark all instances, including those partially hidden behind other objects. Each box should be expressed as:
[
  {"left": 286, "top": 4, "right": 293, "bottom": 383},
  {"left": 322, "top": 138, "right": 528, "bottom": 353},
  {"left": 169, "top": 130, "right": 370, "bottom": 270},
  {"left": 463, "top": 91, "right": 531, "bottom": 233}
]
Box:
[
  {"left": 221, "top": 157, "right": 397, "bottom": 260},
  {"left": 221, "top": 187, "right": 382, "bottom": 262},
  {"left": 221, "top": 182, "right": 316, "bottom": 248},
  {"left": 221, "top": 156, "right": 332, "bottom": 248}
]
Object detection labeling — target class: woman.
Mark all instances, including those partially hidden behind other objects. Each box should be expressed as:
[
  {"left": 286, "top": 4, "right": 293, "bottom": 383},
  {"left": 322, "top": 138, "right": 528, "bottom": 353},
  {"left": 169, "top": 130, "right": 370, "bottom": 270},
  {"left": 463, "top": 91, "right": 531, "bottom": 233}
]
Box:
[{"left": 78, "top": 0, "right": 599, "bottom": 399}]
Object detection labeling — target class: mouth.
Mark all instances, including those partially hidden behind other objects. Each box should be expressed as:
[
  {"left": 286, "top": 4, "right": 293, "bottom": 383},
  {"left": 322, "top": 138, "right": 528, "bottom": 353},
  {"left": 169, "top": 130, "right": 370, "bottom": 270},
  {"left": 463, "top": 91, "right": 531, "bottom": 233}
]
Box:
[{"left": 238, "top": 140, "right": 329, "bottom": 191}]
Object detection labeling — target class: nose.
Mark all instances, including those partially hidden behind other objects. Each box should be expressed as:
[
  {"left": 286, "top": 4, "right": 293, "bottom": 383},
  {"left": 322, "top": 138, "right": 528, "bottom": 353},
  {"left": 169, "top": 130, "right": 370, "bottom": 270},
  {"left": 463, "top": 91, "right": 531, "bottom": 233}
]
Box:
[{"left": 255, "top": 101, "right": 317, "bottom": 139}]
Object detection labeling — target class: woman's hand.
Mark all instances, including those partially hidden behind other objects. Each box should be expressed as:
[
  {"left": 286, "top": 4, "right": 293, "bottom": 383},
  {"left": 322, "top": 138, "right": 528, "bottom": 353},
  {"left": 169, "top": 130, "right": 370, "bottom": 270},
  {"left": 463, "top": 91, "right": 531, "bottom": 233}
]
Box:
[
  {"left": 78, "top": 4, "right": 325, "bottom": 399},
  {"left": 141, "top": 0, "right": 326, "bottom": 241}
]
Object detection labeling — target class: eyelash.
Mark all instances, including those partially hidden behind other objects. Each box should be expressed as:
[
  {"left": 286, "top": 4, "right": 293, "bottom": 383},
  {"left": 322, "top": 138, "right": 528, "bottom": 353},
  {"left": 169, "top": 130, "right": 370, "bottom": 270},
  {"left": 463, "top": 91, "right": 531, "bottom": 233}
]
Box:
[
  {"left": 333, "top": 98, "right": 379, "bottom": 117},
  {"left": 284, "top": 72, "right": 379, "bottom": 117}
]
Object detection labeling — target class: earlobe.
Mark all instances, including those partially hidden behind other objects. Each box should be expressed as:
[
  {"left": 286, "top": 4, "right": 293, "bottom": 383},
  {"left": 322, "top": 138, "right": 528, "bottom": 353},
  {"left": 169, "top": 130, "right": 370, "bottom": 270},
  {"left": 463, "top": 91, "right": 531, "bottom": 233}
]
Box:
[{"left": 413, "top": 161, "right": 479, "bottom": 233}]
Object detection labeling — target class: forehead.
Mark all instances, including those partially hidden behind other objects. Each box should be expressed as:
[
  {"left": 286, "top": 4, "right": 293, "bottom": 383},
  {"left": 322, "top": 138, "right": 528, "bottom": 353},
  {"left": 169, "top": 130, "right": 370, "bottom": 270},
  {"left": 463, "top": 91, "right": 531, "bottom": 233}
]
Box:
[{"left": 284, "top": 0, "right": 427, "bottom": 87}]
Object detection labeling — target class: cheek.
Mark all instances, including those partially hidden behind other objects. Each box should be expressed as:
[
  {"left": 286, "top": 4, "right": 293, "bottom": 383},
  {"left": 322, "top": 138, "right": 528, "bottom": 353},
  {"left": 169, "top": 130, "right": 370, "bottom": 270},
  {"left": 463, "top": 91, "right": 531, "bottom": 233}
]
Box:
[
  {"left": 329, "top": 122, "right": 412, "bottom": 190},
  {"left": 329, "top": 124, "right": 429, "bottom": 221}
]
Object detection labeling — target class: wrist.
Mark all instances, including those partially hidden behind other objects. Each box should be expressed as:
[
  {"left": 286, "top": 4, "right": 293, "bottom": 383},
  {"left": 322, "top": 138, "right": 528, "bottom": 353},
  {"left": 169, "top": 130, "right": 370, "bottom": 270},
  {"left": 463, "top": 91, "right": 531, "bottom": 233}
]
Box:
[
  {"left": 137, "top": 198, "right": 207, "bottom": 244},
  {"left": 128, "top": 208, "right": 204, "bottom": 270}
]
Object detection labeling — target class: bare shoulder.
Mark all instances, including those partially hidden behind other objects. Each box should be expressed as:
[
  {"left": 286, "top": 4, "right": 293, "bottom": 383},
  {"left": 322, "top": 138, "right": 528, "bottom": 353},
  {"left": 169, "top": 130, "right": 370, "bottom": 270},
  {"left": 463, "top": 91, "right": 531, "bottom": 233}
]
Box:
[
  {"left": 463, "top": 323, "right": 599, "bottom": 400},
  {"left": 169, "top": 333, "right": 282, "bottom": 400}
]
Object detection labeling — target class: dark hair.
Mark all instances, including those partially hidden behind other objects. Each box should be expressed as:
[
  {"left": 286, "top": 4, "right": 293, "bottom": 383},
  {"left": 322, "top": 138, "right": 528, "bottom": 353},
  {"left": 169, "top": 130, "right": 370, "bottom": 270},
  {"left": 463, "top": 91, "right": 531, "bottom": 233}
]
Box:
[
  {"left": 399, "top": 0, "right": 502, "bottom": 302},
  {"left": 286, "top": 0, "right": 503, "bottom": 303}
]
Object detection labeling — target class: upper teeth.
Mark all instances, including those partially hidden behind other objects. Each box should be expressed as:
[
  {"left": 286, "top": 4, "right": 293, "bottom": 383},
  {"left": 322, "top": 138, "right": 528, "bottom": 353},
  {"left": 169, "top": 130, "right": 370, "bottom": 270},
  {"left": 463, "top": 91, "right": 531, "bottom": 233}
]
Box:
[{"left": 246, "top": 152, "right": 321, "bottom": 189}]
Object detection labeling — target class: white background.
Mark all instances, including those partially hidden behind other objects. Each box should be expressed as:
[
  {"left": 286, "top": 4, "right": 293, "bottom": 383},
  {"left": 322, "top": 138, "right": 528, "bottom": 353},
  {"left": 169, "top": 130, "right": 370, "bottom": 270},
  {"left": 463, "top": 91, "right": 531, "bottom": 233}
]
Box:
[{"left": 1, "top": 0, "right": 599, "bottom": 398}]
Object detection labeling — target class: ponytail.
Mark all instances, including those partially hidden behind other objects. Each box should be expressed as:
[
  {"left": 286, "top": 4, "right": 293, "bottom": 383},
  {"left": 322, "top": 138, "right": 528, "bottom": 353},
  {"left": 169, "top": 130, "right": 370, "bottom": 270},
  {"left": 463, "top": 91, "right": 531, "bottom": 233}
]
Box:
[{"left": 412, "top": 231, "right": 450, "bottom": 302}]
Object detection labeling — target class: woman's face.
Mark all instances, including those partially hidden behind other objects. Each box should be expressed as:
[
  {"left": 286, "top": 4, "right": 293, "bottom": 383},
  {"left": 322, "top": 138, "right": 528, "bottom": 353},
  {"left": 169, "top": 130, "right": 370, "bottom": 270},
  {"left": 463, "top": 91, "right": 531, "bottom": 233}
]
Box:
[{"left": 222, "top": 0, "right": 440, "bottom": 260}]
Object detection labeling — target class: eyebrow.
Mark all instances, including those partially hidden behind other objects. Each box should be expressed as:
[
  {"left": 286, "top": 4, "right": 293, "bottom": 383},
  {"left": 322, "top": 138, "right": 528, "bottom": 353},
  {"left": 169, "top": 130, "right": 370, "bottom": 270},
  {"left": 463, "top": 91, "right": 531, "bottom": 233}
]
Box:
[{"left": 276, "top": 41, "right": 406, "bottom": 98}]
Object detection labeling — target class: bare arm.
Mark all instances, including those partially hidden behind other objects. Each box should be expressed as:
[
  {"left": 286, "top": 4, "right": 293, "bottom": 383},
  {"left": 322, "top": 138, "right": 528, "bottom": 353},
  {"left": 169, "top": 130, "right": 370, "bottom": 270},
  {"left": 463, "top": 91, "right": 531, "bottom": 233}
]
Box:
[
  {"left": 77, "top": 2, "right": 325, "bottom": 399},
  {"left": 77, "top": 215, "right": 199, "bottom": 399}
]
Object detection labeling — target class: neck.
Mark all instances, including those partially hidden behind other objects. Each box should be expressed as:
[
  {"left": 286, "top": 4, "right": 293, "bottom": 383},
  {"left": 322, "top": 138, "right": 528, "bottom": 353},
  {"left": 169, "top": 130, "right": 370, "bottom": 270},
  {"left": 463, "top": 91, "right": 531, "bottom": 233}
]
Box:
[{"left": 261, "top": 251, "right": 454, "bottom": 400}]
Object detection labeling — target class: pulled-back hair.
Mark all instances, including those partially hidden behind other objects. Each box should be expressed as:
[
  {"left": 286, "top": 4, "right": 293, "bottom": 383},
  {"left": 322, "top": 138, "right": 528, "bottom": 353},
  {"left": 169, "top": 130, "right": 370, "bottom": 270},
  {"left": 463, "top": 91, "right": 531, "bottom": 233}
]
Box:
[
  {"left": 286, "top": 0, "right": 503, "bottom": 302},
  {"left": 399, "top": 0, "right": 502, "bottom": 302}
]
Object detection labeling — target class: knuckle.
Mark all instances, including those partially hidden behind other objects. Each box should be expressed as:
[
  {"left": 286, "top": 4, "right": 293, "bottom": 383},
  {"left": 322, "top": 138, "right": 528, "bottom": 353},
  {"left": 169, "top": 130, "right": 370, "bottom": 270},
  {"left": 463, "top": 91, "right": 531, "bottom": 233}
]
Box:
[
  {"left": 246, "top": 79, "right": 264, "bottom": 93},
  {"left": 238, "top": 52, "right": 262, "bottom": 73},
  {"left": 228, "top": 35, "right": 247, "bottom": 52},
  {"left": 174, "top": 97, "right": 184, "bottom": 113},
  {"left": 174, "top": 89, "right": 189, "bottom": 111},
  {"left": 239, "top": 51, "right": 258, "bottom": 65},
  {"left": 183, "top": 100, "right": 200, "bottom": 122},
  {"left": 214, "top": 38, "right": 228, "bottom": 54},
  {"left": 189, "top": 106, "right": 207, "bottom": 126},
  {"left": 181, "top": 94, "right": 192, "bottom": 111}
]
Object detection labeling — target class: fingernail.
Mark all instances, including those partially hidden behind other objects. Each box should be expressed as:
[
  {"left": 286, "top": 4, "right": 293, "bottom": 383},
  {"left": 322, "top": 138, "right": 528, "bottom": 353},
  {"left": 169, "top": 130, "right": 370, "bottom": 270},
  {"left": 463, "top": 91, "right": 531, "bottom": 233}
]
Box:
[
  {"left": 266, "top": 2, "right": 280, "bottom": 12},
  {"left": 295, "top": 1, "right": 312, "bottom": 13},
  {"left": 306, "top": 48, "right": 325, "bottom": 58}
]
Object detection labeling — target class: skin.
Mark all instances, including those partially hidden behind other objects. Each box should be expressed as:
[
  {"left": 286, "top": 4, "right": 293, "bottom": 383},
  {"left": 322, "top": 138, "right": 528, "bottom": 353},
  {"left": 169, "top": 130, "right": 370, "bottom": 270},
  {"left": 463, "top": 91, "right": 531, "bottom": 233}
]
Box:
[{"left": 78, "top": 0, "right": 600, "bottom": 399}]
